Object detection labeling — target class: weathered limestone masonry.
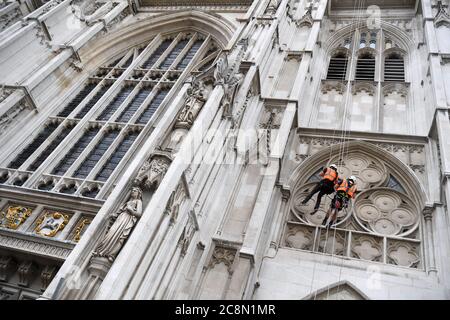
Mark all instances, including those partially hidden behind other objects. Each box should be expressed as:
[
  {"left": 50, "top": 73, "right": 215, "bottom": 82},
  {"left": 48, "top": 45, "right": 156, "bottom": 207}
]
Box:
[{"left": 0, "top": 0, "right": 449, "bottom": 300}]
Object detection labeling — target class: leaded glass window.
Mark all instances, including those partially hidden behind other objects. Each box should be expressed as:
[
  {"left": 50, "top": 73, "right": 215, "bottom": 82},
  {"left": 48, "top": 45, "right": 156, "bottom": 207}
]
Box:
[{"left": 0, "top": 31, "right": 219, "bottom": 200}]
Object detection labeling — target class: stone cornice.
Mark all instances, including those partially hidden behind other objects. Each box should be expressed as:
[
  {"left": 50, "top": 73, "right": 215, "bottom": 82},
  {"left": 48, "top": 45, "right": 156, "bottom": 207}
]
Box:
[
  {"left": 0, "top": 229, "right": 74, "bottom": 261},
  {"left": 0, "top": 185, "right": 103, "bottom": 214},
  {"left": 296, "top": 127, "right": 428, "bottom": 145}
]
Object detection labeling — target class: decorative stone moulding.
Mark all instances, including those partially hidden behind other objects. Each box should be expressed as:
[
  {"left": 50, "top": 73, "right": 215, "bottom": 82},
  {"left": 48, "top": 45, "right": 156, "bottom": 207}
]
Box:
[
  {"left": 329, "top": 47, "right": 351, "bottom": 58},
  {"left": 320, "top": 80, "right": 347, "bottom": 94},
  {"left": 382, "top": 82, "right": 409, "bottom": 97},
  {"left": 434, "top": 0, "right": 450, "bottom": 28},
  {"left": 34, "top": 211, "right": 70, "bottom": 237},
  {"left": 208, "top": 246, "right": 236, "bottom": 274},
  {"left": 351, "top": 81, "right": 376, "bottom": 96},
  {"left": 357, "top": 47, "right": 378, "bottom": 57}
]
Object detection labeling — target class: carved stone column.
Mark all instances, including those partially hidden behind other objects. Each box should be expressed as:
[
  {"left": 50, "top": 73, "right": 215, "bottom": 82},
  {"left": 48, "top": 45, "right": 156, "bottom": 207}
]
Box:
[
  {"left": 423, "top": 205, "right": 437, "bottom": 274},
  {"left": 268, "top": 187, "right": 291, "bottom": 255}
]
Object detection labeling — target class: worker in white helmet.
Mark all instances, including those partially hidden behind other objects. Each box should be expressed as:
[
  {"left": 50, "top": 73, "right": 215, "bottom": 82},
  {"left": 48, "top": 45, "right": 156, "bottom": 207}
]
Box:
[{"left": 323, "top": 175, "right": 357, "bottom": 229}]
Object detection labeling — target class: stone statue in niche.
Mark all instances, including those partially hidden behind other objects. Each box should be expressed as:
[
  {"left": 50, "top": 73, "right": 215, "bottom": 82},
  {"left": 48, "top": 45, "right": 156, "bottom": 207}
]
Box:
[
  {"left": 175, "top": 80, "right": 208, "bottom": 129},
  {"left": 93, "top": 187, "right": 143, "bottom": 263},
  {"left": 134, "top": 156, "right": 171, "bottom": 190},
  {"left": 214, "top": 53, "right": 228, "bottom": 85}
]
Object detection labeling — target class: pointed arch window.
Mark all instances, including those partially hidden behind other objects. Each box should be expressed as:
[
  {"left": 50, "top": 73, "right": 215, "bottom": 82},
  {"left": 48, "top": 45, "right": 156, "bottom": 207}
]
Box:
[
  {"left": 0, "top": 31, "right": 219, "bottom": 200},
  {"left": 95, "top": 130, "right": 140, "bottom": 182},
  {"left": 355, "top": 52, "right": 375, "bottom": 81},
  {"left": 51, "top": 126, "right": 100, "bottom": 176},
  {"left": 73, "top": 128, "right": 120, "bottom": 179},
  {"left": 326, "top": 52, "right": 348, "bottom": 80},
  {"left": 7, "top": 121, "right": 60, "bottom": 169},
  {"left": 384, "top": 52, "right": 405, "bottom": 82}
]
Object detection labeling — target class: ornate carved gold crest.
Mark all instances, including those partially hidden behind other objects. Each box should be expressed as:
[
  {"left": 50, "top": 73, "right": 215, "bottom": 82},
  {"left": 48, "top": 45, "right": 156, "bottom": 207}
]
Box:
[
  {"left": 0, "top": 205, "right": 33, "bottom": 229},
  {"left": 35, "top": 211, "right": 70, "bottom": 237},
  {"left": 73, "top": 218, "right": 91, "bottom": 242}
]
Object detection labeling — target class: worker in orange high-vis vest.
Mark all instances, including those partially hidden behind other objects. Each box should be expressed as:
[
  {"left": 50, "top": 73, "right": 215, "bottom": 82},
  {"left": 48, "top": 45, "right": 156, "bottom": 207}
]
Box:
[
  {"left": 323, "top": 175, "right": 357, "bottom": 229},
  {"left": 301, "top": 164, "right": 340, "bottom": 213}
]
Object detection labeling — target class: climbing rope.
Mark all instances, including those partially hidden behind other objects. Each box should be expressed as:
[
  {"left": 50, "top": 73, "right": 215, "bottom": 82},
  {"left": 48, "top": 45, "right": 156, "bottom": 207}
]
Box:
[{"left": 309, "top": 0, "right": 367, "bottom": 300}]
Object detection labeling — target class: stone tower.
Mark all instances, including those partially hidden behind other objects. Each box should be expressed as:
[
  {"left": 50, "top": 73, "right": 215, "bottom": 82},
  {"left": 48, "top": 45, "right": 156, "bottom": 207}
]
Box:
[{"left": 0, "top": 0, "right": 449, "bottom": 300}]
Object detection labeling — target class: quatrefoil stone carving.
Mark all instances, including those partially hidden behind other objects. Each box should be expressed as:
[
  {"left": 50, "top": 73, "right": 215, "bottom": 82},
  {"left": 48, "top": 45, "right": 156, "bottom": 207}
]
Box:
[{"left": 354, "top": 188, "right": 418, "bottom": 236}]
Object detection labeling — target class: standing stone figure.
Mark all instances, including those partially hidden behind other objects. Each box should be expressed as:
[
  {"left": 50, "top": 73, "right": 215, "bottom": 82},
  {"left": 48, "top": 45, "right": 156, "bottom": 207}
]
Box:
[
  {"left": 93, "top": 187, "right": 143, "bottom": 262},
  {"left": 214, "top": 53, "right": 228, "bottom": 84},
  {"left": 175, "top": 80, "right": 208, "bottom": 129}
]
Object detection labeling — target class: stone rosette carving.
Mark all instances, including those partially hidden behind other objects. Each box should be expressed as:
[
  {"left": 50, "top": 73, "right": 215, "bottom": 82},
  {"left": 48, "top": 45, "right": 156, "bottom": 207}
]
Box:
[
  {"left": 93, "top": 187, "right": 143, "bottom": 263},
  {"left": 286, "top": 146, "right": 423, "bottom": 269}
]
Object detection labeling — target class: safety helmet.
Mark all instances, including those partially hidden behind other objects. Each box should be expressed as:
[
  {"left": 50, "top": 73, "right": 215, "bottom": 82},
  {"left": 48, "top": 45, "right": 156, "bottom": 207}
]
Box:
[
  {"left": 329, "top": 164, "right": 338, "bottom": 170},
  {"left": 348, "top": 175, "right": 356, "bottom": 183}
]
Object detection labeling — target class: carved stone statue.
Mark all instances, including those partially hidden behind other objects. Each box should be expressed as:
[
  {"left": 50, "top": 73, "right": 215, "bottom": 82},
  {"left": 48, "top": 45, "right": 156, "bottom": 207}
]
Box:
[
  {"left": 222, "top": 72, "right": 244, "bottom": 118},
  {"left": 214, "top": 53, "right": 228, "bottom": 84},
  {"left": 175, "top": 80, "right": 208, "bottom": 129},
  {"left": 93, "top": 187, "right": 143, "bottom": 262},
  {"left": 134, "top": 156, "right": 170, "bottom": 190}
]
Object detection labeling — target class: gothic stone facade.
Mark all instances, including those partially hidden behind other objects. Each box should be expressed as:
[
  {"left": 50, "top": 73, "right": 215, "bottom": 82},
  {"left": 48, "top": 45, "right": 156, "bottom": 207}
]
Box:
[{"left": 0, "top": 0, "right": 449, "bottom": 300}]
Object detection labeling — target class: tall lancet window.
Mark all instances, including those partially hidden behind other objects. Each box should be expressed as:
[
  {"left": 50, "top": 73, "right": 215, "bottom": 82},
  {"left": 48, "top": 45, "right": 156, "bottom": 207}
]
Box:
[
  {"left": 0, "top": 31, "right": 220, "bottom": 199},
  {"left": 355, "top": 52, "right": 376, "bottom": 81},
  {"left": 384, "top": 52, "right": 405, "bottom": 82},
  {"left": 326, "top": 52, "right": 348, "bottom": 80}
]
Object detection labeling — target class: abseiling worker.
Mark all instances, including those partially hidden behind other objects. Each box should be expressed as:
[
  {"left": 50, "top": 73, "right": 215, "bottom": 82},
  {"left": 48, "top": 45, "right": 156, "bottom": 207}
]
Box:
[
  {"left": 323, "top": 175, "right": 357, "bottom": 228},
  {"left": 301, "top": 164, "right": 340, "bottom": 213}
]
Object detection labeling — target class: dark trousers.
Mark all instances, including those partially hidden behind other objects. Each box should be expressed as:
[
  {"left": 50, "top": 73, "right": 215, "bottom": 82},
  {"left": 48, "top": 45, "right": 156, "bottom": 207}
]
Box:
[{"left": 304, "top": 180, "right": 335, "bottom": 209}]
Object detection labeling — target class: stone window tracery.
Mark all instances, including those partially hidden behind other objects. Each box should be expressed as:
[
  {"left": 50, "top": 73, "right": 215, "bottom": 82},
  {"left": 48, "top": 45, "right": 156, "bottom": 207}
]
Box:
[
  {"left": 0, "top": 31, "right": 219, "bottom": 200},
  {"left": 284, "top": 150, "right": 422, "bottom": 269}
]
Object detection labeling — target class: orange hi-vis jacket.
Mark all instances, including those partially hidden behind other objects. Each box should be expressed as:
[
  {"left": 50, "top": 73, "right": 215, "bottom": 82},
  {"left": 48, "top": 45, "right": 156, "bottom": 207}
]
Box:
[
  {"left": 320, "top": 167, "right": 339, "bottom": 183},
  {"left": 336, "top": 179, "right": 357, "bottom": 198}
]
